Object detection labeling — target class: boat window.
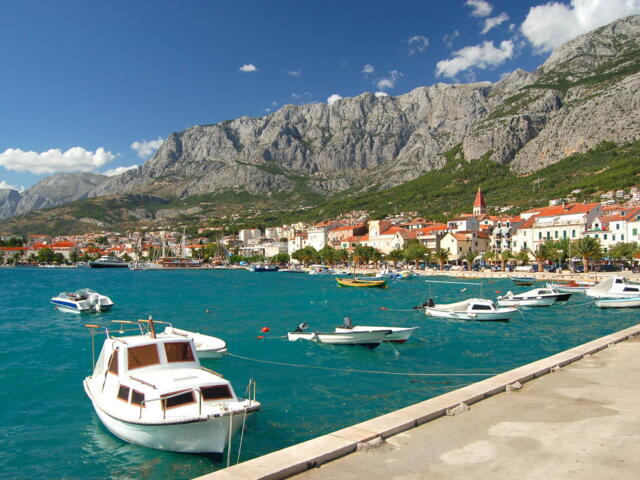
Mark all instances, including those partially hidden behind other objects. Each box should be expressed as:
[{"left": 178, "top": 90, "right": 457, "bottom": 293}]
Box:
[
  {"left": 131, "top": 389, "right": 145, "bottom": 406},
  {"left": 128, "top": 344, "right": 160, "bottom": 370},
  {"left": 164, "top": 342, "right": 195, "bottom": 363},
  {"left": 623, "top": 287, "right": 640, "bottom": 292},
  {"left": 108, "top": 350, "right": 119, "bottom": 375},
  {"left": 538, "top": 290, "right": 550, "bottom": 294},
  {"left": 472, "top": 304, "right": 492, "bottom": 310},
  {"left": 201, "top": 385, "right": 232, "bottom": 400},
  {"left": 117, "top": 385, "right": 130, "bottom": 402},
  {"left": 162, "top": 390, "right": 194, "bottom": 409}
]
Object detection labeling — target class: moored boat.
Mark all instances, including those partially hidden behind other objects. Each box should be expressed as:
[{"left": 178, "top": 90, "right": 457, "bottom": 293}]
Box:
[
  {"left": 162, "top": 326, "right": 227, "bottom": 359},
  {"left": 595, "top": 297, "right": 640, "bottom": 308},
  {"left": 497, "top": 291, "right": 556, "bottom": 307},
  {"left": 333, "top": 316, "right": 418, "bottom": 343},
  {"left": 336, "top": 277, "right": 387, "bottom": 288},
  {"left": 248, "top": 264, "right": 279, "bottom": 272},
  {"left": 586, "top": 276, "right": 640, "bottom": 298},
  {"left": 287, "top": 323, "right": 390, "bottom": 348},
  {"left": 546, "top": 281, "right": 594, "bottom": 293},
  {"left": 424, "top": 298, "right": 517, "bottom": 322},
  {"left": 308, "top": 264, "right": 334, "bottom": 275},
  {"left": 51, "top": 288, "right": 114, "bottom": 313},
  {"left": 512, "top": 276, "right": 535, "bottom": 286},
  {"left": 83, "top": 318, "right": 259, "bottom": 454},
  {"left": 497, "top": 287, "right": 569, "bottom": 305}
]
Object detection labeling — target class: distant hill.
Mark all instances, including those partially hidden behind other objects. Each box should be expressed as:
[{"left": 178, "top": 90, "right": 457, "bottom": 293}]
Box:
[{"left": 1, "top": 15, "right": 639, "bottom": 233}]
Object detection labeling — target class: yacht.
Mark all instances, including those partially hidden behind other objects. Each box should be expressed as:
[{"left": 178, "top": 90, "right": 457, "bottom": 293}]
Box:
[
  {"left": 89, "top": 255, "right": 129, "bottom": 269},
  {"left": 51, "top": 288, "right": 114, "bottom": 313},
  {"left": 83, "top": 318, "right": 259, "bottom": 453}
]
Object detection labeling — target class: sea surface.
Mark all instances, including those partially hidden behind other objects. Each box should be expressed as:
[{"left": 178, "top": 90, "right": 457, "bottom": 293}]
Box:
[{"left": 1, "top": 267, "right": 637, "bottom": 479}]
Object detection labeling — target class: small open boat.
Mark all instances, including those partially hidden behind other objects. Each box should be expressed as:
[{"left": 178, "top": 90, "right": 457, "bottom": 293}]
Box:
[
  {"left": 546, "top": 281, "right": 594, "bottom": 293},
  {"left": 51, "top": 288, "right": 114, "bottom": 313},
  {"left": 162, "top": 326, "right": 227, "bottom": 359},
  {"left": 336, "top": 277, "right": 387, "bottom": 288},
  {"left": 595, "top": 297, "right": 640, "bottom": 308},
  {"left": 497, "top": 291, "right": 556, "bottom": 307},
  {"left": 287, "top": 323, "right": 390, "bottom": 348},
  {"left": 424, "top": 298, "right": 517, "bottom": 322},
  {"left": 333, "top": 316, "right": 418, "bottom": 343},
  {"left": 512, "top": 276, "right": 535, "bottom": 286}
]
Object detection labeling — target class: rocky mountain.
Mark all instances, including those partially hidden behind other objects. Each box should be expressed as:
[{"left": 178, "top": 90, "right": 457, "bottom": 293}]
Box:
[
  {"left": 2, "top": 15, "right": 640, "bottom": 223},
  {"left": 0, "top": 172, "right": 109, "bottom": 219}
]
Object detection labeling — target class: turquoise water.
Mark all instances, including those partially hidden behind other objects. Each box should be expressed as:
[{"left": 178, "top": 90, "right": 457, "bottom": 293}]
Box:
[{"left": 1, "top": 268, "right": 638, "bottom": 479}]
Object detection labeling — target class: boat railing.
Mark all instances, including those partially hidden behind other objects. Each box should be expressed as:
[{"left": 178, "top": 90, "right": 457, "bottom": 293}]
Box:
[{"left": 129, "top": 375, "right": 157, "bottom": 390}]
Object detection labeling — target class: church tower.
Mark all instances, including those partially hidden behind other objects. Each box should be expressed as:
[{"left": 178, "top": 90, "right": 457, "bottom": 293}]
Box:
[{"left": 473, "top": 187, "right": 487, "bottom": 216}]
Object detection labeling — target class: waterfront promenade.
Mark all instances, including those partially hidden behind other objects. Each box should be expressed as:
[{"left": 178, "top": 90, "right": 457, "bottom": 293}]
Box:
[{"left": 199, "top": 323, "right": 640, "bottom": 480}]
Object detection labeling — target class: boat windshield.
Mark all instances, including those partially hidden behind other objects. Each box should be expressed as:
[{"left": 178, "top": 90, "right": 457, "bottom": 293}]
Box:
[
  {"left": 128, "top": 344, "right": 160, "bottom": 370},
  {"left": 164, "top": 341, "right": 195, "bottom": 363}
]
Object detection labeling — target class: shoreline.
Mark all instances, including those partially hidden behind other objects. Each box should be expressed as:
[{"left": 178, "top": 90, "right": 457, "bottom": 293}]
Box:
[{"left": 195, "top": 323, "right": 640, "bottom": 480}]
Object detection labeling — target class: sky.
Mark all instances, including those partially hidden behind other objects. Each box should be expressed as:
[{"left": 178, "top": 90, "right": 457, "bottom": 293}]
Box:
[{"left": 1, "top": 0, "right": 639, "bottom": 191}]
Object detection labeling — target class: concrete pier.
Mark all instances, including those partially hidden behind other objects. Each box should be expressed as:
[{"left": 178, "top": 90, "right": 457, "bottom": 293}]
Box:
[{"left": 196, "top": 324, "right": 640, "bottom": 480}]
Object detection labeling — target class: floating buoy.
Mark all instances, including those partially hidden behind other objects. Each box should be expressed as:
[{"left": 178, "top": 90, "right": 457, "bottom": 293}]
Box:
[
  {"left": 261, "top": 327, "right": 270, "bottom": 333},
  {"left": 495, "top": 290, "right": 502, "bottom": 293},
  {"left": 380, "top": 307, "right": 388, "bottom": 311},
  {"left": 205, "top": 309, "right": 212, "bottom": 313},
  {"left": 460, "top": 288, "right": 467, "bottom": 293},
  {"left": 256, "top": 335, "right": 265, "bottom": 339}
]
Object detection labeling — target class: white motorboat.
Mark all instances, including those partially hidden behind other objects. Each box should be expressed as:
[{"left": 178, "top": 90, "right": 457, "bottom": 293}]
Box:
[
  {"left": 162, "top": 326, "right": 227, "bottom": 359},
  {"left": 51, "top": 288, "right": 114, "bottom": 313},
  {"left": 424, "top": 298, "right": 518, "bottom": 322},
  {"left": 546, "top": 281, "right": 594, "bottom": 293},
  {"left": 509, "top": 287, "right": 572, "bottom": 303},
  {"left": 497, "top": 291, "right": 556, "bottom": 307},
  {"left": 333, "top": 316, "right": 418, "bottom": 343},
  {"left": 595, "top": 297, "right": 640, "bottom": 308},
  {"left": 89, "top": 255, "right": 129, "bottom": 268},
  {"left": 287, "top": 323, "right": 390, "bottom": 348},
  {"left": 83, "top": 318, "right": 259, "bottom": 454},
  {"left": 586, "top": 276, "right": 640, "bottom": 298},
  {"left": 308, "top": 264, "right": 334, "bottom": 275}
]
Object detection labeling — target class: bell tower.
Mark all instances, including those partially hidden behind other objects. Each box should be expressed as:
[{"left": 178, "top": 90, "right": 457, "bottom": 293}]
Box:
[{"left": 473, "top": 187, "right": 487, "bottom": 216}]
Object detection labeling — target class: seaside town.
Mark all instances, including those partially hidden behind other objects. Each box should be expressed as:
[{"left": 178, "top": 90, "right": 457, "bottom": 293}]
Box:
[{"left": 3, "top": 187, "right": 640, "bottom": 272}]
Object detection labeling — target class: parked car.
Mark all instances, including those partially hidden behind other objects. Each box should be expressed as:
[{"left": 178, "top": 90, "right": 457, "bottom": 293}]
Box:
[{"left": 593, "top": 264, "right": 621, "bottom": 272}]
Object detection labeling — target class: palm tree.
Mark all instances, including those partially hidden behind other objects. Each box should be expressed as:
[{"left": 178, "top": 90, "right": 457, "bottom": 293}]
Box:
[
  {"left": 335, "top": 249, "right": 350, "bottom": 266},
  {"left": 463, "top": 250, "right": 477, "bottom": 270},
  {"left": 482, "top": 251, "right": 495, "bottom": 269},
  {"left": 529, "top": 244, "right": 550, "bottom": 273},
  {"left": 571, "top": 237, "right": 602, "bottom": 273},
  {"left": 403, "top": 241, "right": 429, "bottom": 268},
  {"left": 319, "top": 246, "right": 337, "bottom": 266},
  {"left": 387, "top": 249, "right": 405, "bottom": 268},
  {"left": 515, "top": 249, "right": 530, "bottom": 266},
  {"left": 433, "top": 248, "right": 451, "bottom": 270},
  {"left": 499, "top": 249, "right": 513, "bottom": 272}
]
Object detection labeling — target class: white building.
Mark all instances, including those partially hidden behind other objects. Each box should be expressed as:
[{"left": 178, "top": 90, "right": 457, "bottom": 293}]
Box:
[
  {"left": 238, "top": 229, "right": 262, "bottom": 245},
  {"left": 306, "top": 226, "right": 328, "bottom": 251}
]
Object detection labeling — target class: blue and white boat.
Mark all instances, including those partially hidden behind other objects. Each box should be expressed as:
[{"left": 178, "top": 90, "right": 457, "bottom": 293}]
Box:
[{"left": 51, "top": 288, "right": 114, "bottom": 313}]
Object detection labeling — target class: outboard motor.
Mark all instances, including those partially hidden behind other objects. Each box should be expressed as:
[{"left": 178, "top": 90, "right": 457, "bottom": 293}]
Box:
[
  {"left": 294, "top": 322, "right": 309, "bottom": 333},
  {"left": 341, "top": 315, "right": 353, "bottom": 329},
  {"left": 413, "top": 298, "right": 435, "bottom": 309}
]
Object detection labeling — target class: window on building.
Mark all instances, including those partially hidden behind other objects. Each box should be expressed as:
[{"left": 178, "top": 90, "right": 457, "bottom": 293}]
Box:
[
  {"left": 616, "top": 223, "right": 621, "bottom": 230},
  {"left": 633, "top": 228, "right": 638, "bottom": 236},
  {"left": 595, "top": 234, "right": 599, "bottom": 238},
  {"left": 538, "top": 232, "right": 542, "bottom": 240},
  {"left": 612, "top": 234, "right": 616, "bottom": 241},
  {"left": 572, "top": 230, "right": 576, "bottom": 238},
  {"left": 554, "top": 231, "right": 558, "bottom": 238},
  {"left": 604, "top": 234, "right": 608, "bottom": 240},
  {"left": 622, "top": 234, "right": 625, "bottom": 241},
  {"left": 563, "top": 231, "right": 567, "bottom": 238}
]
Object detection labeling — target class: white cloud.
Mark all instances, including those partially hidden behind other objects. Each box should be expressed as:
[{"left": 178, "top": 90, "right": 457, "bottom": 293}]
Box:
[
  {"left": 327, "top": 94, "right": 342, "bottom": 105},
  {"left": 0, "top": 147, "right": 116, "bottom": 175},
  {"left": 436, "top": 40, "right": 514, "bottom": 78},
  {"left": 466, "top": 0, "right": 493, "bottom": 17},
  {"left": 443, "top": 30, "right": 460, "bottom": 49},
  {"left": 407, "top": 35, "right": 429, "bottom": 55},
  {"left": 287, "top": 69, "right": 302, "bottom": 77},
  {"left": 130, "top": 137, "right": 163, "bottom": 158},
  {"left": 374, "top": 91, "right": 389, "bottom": 98},
  {"left": 239, "top": 63, "right": 258, "bottom": 72},
  {"left": 376, "top": 70, "right": 403, "bottom": 90},
  {"left": 0, "top": 180, "right": 24, "bottom": 192},
  {"left": 522, "top": 0, "right": 640, "bottom": 52},
  {"left": 482, "top": 12, "right": 510, "bottom": 34},
  {"left": 103, "top": 165, "right": 139, "bottom": 177},
  {"left": 362, "top": 64, "right": 375, "bottom": 74}
]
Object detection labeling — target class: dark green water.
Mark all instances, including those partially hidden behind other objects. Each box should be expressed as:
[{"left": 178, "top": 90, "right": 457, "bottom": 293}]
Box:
[{"left": 0, "top": 268, "right": 637, "bottom": 479}]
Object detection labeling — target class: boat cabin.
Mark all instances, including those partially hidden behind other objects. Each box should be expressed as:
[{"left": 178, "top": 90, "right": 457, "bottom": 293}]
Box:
[{"left": 91, "top": 335, "right": 236, "bottom": 419}]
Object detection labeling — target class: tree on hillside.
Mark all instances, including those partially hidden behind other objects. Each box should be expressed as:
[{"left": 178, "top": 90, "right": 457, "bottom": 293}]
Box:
[
  {"left": 433, "top": 248, "right": 451, "bottom": 270},
  {"left": 571, "top": 237, "right": 602, "bottom": 273}
]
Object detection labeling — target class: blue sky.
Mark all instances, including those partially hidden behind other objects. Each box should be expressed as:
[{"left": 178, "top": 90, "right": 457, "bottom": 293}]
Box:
[{"left": 1, "top": 0, "right": 639, "bottom": 191}]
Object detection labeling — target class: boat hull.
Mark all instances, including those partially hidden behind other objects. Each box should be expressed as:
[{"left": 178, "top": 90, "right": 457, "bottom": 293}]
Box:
[
  {"left": 50, "top": 299, "right": 91, "bottom": 313},
  {"left": 88, "top": 262, "right": 128, "bottom": 268},
  {"left": 595, "top": 297, "right": 640, "bottom": 308},
  {"left": 334, "top": 326, "right": 419, "bottom": 343},
  {"left": 90, "top": 399, "right": 254, "bottom": 454},
  {"left": 497, "top": 297, "right": 555, "bottom": 307},
  {"left": 336, "top": 278, "right": 386, "bottom": 288},
  {"left": 288, "top": 330, "right": 390, "bottom": 347},
  {"left": 425, "top": 308, "right": 516, "bottom": 322}
]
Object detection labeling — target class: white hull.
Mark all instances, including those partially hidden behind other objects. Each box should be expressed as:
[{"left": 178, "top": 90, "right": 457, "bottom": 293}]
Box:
[
  {"left": 90, "top": 397, "right": 252, "bottom": 453},
  {"left": 425, "top": 308, "right": 515, "bottom": 321},
  {"left": 162, "top": 327, "right": 227, "bottom": 359},
  {"left": 497, "top": 297, "right": 555, "bottom": 307},
  {"left": 595, "top": 297, "right": 640, "bottom": 308},
  {"left": 288, "top": 329, "right": 390, "bottom": 346},
  {"left": 334, "top": 326, "right": 419, "bottom": 343}
]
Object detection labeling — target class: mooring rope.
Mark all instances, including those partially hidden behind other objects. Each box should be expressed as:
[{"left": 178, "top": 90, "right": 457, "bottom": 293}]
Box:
[{"left": 225, "top": 352, "right": 498, "bottom": 377}]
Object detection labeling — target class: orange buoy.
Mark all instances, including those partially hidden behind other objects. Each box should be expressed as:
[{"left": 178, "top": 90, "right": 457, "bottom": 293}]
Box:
[
  {"left": 261, "top": 327, "right": 270, "bottom": 333},
  {"left": 495, "top": 290, "right": 501, "bottom": 293},
  {"left": 257, "top": 335, "right": 265, "bottom": 339}
]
